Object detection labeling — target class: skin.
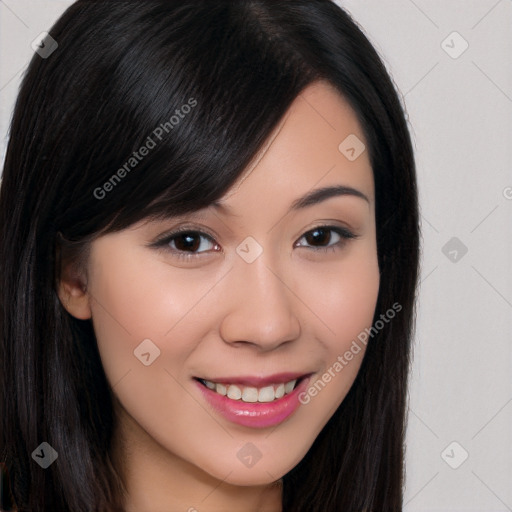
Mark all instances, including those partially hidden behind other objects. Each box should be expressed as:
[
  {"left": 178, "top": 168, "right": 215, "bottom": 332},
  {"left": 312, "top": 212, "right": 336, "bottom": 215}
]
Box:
[{"left": 59, "top": 81, "right": 380, "bottom": 512}]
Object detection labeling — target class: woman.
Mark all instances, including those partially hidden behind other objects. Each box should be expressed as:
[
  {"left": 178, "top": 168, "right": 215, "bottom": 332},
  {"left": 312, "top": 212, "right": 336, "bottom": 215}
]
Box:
[{"left": 0, "top": 1, "right": 420, "bottom": 510}]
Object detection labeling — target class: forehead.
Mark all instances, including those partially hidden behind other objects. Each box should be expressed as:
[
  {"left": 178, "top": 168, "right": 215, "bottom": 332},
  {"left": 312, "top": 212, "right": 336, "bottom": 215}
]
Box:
[{"left": 214, "top": 81, "right": 374, "bottom": 214}]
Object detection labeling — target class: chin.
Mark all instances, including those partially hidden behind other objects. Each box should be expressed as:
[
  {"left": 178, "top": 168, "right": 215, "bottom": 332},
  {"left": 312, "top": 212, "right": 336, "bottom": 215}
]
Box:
[{"left": 202, "top": 458, "right": 291, "bottom": 487}]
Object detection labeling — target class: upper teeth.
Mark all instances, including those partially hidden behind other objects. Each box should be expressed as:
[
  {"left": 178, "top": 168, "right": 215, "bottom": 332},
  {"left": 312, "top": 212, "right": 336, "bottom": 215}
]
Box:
[{"left": 202, "top": 379, "right": 298, "bottom": 403}]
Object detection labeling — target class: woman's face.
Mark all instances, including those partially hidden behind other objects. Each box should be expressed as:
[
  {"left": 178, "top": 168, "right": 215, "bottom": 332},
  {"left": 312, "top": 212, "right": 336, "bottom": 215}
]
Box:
[{"left": 62, "top": 82, "right": 379, "bottom": 493}]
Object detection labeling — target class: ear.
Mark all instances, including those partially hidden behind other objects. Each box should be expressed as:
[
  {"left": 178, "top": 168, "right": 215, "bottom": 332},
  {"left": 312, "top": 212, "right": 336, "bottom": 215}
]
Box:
[{"left": 57, "top": 260, "right": 92, "bottom": 320}]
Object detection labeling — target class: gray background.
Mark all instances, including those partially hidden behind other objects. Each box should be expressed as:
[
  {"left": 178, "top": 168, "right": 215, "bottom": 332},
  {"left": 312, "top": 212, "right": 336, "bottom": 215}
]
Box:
[{"left": 1, "top": 1, "right": 511, "bottom": 510}]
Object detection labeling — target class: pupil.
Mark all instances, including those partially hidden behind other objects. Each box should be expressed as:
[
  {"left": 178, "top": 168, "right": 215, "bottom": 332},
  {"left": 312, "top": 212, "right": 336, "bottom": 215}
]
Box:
[
  {"left": 306, "top": 228, "right": 330, "bottom": 246},
  {"left": 175, "top": 233, "right": 199, "bottom": 252}
]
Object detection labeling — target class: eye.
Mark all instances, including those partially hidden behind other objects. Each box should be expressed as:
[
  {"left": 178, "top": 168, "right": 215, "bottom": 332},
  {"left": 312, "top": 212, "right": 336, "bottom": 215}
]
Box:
[
  {"left": 151, "top": 229, "right": 220, "bottom": 260},
  {"left": 294, "top": 225, "right": 357, "bottom": 252},
  {"left": 150, "top": 224, "right": 358, "bottom": 261}
]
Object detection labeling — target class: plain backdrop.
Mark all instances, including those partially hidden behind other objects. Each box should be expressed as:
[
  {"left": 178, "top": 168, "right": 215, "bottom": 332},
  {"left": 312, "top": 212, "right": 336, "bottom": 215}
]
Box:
[{"left": 1, "top": 1, "right": 511, "bottom": 510}]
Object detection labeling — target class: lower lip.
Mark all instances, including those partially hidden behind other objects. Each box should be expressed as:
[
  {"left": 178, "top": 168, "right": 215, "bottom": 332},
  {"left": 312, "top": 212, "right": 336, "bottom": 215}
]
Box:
[{"left": 195, "top": 376, "right": 311, "bottom": 429}]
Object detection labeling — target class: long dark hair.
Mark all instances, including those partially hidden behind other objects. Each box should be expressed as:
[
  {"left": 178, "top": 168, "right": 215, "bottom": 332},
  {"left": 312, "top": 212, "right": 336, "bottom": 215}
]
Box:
[{"left": 0, "top": 1, "right": 420, "bottom": 510}]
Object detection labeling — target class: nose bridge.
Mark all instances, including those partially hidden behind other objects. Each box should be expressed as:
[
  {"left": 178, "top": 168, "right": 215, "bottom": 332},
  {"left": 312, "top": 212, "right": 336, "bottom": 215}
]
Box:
[
  {"left": 241, "top": 253, "right": 286, "bottom": 309},
  {"left": 219, "top": 246, "right": 300, "bottom": 348}
]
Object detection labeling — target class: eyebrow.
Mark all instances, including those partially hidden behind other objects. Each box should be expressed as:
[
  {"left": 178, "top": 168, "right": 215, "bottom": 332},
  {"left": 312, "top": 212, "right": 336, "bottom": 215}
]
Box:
[
  {"left": 289, "top": 185, "right": 369, "bottom": 210},
  {"left": 212, "top": 184, "right": 369, "bottom": 214}
]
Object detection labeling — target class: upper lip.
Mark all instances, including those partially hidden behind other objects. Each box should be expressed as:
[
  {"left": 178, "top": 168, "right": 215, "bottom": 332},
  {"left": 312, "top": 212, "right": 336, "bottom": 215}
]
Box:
[{"left": 195, "top": 372, "right": 312, "bottom": 387}]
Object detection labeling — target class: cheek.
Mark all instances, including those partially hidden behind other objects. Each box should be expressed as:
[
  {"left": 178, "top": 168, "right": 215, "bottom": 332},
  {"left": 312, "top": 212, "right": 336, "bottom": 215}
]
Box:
[
  {"left": 85, "top": 248, "right": 225, "bottom": 447},
  {"left": 85, "top": 245, "right": 221, "bottom": 392},
  {"left": 88, "top": 244, "right": 221, "bottom": 335},
  {"left": 294, "top": 240, "right": 380, "bottom": 346},
  {"left": 291, "top": 242, "right": 379, "bottom": 415}
]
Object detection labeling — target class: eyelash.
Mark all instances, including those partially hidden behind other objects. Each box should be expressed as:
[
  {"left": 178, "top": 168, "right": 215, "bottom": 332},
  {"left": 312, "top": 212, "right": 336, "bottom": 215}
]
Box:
[{"left": 151, "top": 225, "right": 358, "bottom": 261}]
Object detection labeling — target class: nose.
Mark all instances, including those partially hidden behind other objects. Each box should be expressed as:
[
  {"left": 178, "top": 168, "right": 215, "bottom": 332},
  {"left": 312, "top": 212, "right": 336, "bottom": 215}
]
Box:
[{"left": 219, "top": 253, "right": 301, "bottom": 351}]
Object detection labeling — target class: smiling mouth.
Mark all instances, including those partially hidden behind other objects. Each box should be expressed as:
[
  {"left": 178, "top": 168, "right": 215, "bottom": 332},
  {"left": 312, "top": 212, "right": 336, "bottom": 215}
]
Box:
[{"left": 194, "top": 376, "right": 308, "bottom": 403}]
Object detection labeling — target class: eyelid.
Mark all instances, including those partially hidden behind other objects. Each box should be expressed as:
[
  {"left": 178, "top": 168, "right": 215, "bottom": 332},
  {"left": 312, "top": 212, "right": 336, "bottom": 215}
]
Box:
[{"left": 302, "top": 222, "right": 358, "bottom": 238}]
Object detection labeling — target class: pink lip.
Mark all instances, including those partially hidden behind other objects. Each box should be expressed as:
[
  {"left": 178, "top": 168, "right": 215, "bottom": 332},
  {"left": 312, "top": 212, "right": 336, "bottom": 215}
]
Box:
[{"left": 195, "top": 375, "right": 312, "bottom": 428}]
